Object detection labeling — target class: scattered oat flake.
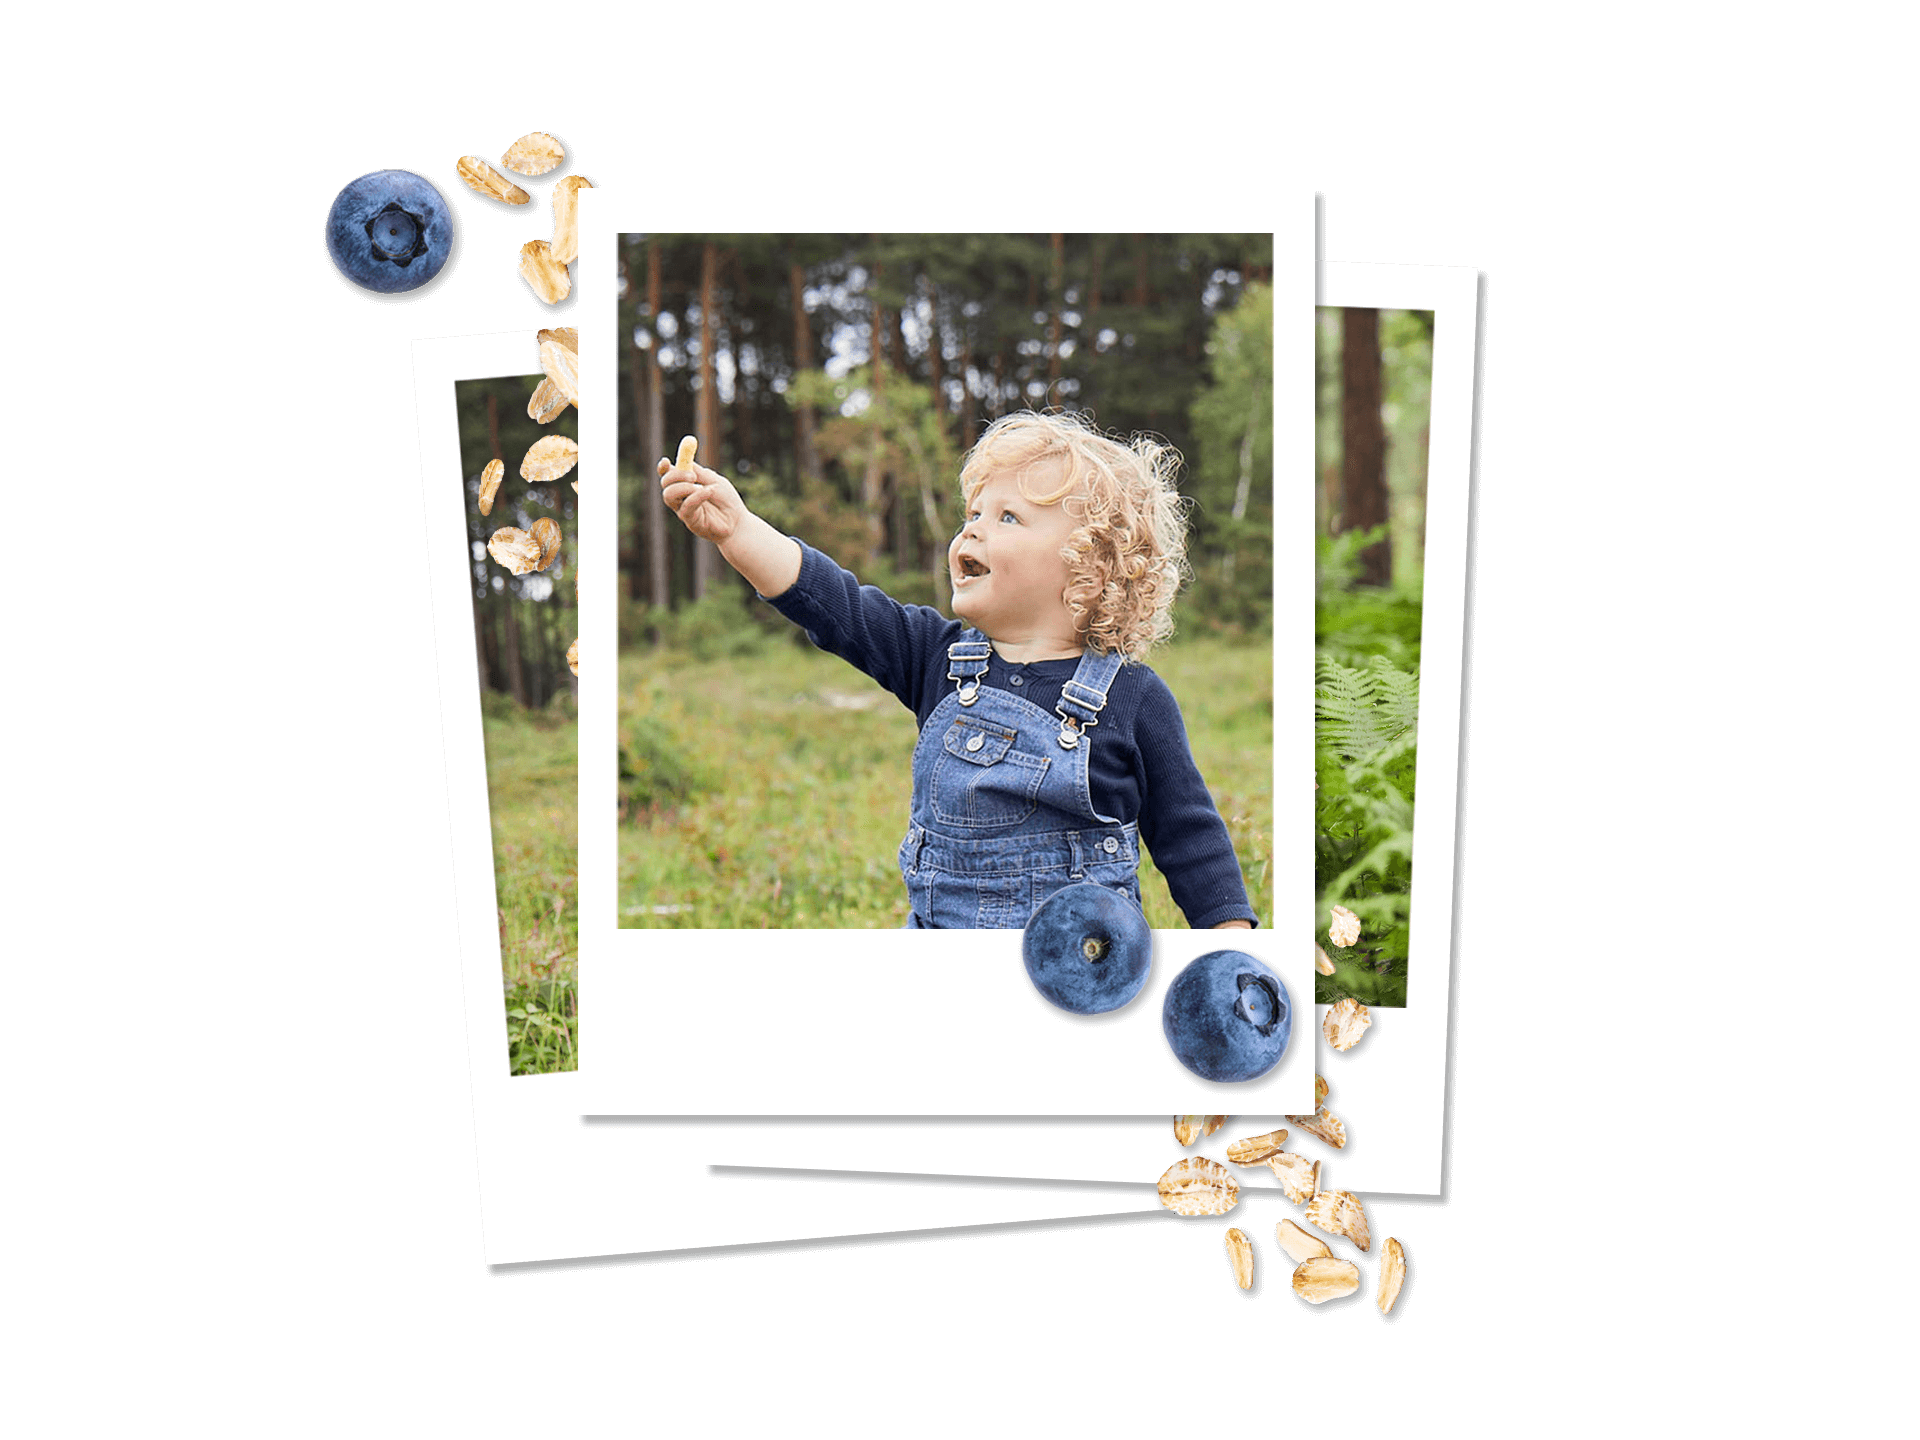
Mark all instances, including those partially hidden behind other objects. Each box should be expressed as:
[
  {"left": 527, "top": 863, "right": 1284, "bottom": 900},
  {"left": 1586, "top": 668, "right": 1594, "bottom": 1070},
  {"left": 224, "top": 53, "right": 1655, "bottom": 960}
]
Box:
[
  {"left": 1305, "top": 1190, "right": 1371, "bottom": 1253},
  {"left": 1275, "top": 1219, "right": 1332, "bottom": 1264},
  {"left": 502, "top": 131, "right": 565, "bottom": 176},
  {"left": 1315, "top": 1073, "right": 1329, "bottom": 1108},
  {"left": 1225, "top": 1129, "right": 1289, "bottom": 1167},
  {"left": 530, "top": 517, "right": 561, "bottom": 571},
  {"left": 565, "top": 638, "right": 580, "bottom": 677},
  {"left": 1315, "top": 945, "right": 1335, "bottom": 976},
  {"left": 1323, "top": 997, "right": 1372, "bottom": 1052},
  {"left": 487, "top": 527, "right": 542, "bottom": 576},
  {"left": 1378, "top": 1238, "right": 1406, "bottom": 1314},
  {"left": 1224, "top": 1228, "right": 1254, "bottom": 1289},
  {"left": 1329, "top": 906, "right": 1361, "bottom": 947},
  {"left": 1266, "top": 1152, "right": 1318, "bottom": 1204},
  {"left": 537, "top": 327, "right": 578, "bottom": 356},
  {"left": 550, "top": 175, "right": 593, "bottom": 266},
  {"left": 1156, "top": 1157, "right": 1239, "bottom": 1217},
  {"left": 478, "top": 458, "right": 504, "bottom": 516},
  {"left": 1286, "top": 1106, "right": 1347, "bottom": 1150},
  {"left": 528, "top": 376, "right": 571, "bottom": 424},
  {"left": 521, "top": 435, "right": 578, "bottom": 484},
  {"left": 1291, "top": 1256, "right": 1361, "bottom": 1304},
  {"left": 540, "top": 339, "right": 579, "bottom": 403},
  {"left": 518, "top": 240, "right": 571, "bottom": 304},
  {"left": 456, "top": 156, "right": 529, "bottom": 205}
]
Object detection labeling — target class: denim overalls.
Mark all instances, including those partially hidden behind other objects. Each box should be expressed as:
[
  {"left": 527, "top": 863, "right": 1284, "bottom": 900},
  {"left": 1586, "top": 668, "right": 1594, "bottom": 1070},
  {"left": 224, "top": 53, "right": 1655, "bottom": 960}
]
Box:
[{"left": 898, "top": 628, "right": 1143, "bottom": 928}]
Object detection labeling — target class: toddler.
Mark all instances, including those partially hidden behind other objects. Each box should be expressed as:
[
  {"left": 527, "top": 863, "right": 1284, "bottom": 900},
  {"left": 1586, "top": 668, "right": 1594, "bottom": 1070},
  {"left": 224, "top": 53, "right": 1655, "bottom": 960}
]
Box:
[{"left": 658, "top": 410, "right": 1257, "bottom": 931}]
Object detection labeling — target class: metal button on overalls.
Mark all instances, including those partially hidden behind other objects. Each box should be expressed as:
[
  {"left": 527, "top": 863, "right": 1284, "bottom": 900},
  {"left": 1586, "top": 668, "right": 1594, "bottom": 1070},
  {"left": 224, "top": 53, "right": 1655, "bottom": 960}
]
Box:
[{"left": 898, "top": 628, "right": 1141, "bottom": 929}]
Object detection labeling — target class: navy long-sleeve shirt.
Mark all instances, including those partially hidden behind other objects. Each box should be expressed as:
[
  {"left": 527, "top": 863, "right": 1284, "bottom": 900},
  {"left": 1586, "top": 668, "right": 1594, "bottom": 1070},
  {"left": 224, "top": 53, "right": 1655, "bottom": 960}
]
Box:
[{"left": 764, "top": 540, "right": 1257, "bottom": 929}]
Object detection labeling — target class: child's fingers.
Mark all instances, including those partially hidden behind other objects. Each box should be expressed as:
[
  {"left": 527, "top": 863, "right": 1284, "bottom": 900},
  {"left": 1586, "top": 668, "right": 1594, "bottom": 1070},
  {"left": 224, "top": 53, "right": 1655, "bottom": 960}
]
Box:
[{"left": 656, "top": 456, "right": 672, "bottom": 478}]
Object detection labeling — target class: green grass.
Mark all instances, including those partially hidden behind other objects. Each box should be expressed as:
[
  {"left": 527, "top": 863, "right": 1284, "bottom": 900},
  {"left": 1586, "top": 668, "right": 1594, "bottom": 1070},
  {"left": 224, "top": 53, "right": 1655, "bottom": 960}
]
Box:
[
  {"left": 617, "top": 630, "right": 1272, "bottom": 929},
  {"left": 480, "top": 700, "right": 578, "bottom": 1074}
]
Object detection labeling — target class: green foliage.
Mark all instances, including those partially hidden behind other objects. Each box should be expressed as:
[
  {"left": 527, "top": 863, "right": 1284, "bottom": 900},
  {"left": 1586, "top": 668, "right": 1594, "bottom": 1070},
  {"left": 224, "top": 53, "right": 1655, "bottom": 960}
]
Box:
[
  {"left": 1314, "top": 649, "right": 1417, "bottom": 1008},
  {"left": 479, "top": 701, "right": 578, "bottom": 1075},
  {"left": 1185, "top": 283, "right": 1275, "bottom": 635},
  {"left": 618, "top": 633, "right": 1273, "bottom": 929},
  {"left": 618, "top": 675, "right": 718, "bottom": 820},
  {"left": 1317, "top": 526, "right": 1423, "bottom": 670}
]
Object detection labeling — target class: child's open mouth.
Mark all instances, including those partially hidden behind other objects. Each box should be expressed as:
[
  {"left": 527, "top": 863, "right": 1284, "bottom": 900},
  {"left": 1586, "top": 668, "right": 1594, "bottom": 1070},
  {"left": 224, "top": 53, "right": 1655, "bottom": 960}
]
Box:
[{"left": 954, "top": 555, "right": 990, "bottom": 585}]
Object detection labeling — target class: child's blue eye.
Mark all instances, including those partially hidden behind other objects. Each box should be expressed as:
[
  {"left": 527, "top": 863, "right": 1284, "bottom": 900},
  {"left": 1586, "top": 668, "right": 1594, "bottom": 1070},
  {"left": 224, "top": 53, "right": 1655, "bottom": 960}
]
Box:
[{"left": 1000, "top": 510, "right": 1021, "bottom": 525}]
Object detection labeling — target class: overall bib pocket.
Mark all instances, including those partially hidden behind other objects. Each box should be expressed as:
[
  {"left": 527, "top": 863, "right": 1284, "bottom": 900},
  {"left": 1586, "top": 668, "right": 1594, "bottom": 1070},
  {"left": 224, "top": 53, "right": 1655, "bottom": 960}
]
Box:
[{"left": 928, "top": 715, "right": 1050, "bottom": 828}]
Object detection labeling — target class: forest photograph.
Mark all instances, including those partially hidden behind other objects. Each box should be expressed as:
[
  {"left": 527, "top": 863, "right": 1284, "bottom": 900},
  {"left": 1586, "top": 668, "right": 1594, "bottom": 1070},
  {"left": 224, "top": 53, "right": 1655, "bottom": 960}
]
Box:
[
  {"left": 615, "top": 233, "right": 1276, "bottom": 930},
  {"left": 456, "top": 373, "right": 578, "bottom": 1074},
  {"left": 1314, "top": 307, "right": 1433, "bottom": 1009}
]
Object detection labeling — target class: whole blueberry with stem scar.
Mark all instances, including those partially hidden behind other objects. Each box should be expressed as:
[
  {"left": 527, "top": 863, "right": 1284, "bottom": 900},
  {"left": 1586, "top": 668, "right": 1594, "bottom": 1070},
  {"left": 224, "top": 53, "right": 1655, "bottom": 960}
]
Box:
[
  {"left": 325, "top": 170, "right": 452, "bottom": 293},
  {"left": 1021, "top": 883, "right": 1152, "bottom": 1015},
  {"left": 1162, "top": 950, "right": 1291, "bottom": 1082}
]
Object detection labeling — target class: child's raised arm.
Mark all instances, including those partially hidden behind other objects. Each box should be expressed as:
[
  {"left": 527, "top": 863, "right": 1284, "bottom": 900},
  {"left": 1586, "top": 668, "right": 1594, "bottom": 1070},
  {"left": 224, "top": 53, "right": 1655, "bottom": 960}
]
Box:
[{"left": 657, "top": 440, "right": 802, "bottom": 598}]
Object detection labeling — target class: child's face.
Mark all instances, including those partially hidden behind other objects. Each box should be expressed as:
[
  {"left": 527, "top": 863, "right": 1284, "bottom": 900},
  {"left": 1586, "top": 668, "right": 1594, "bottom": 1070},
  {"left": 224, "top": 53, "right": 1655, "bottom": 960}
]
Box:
[{"left": 948, "top": 464, "right": 1082, "bottom": 649}]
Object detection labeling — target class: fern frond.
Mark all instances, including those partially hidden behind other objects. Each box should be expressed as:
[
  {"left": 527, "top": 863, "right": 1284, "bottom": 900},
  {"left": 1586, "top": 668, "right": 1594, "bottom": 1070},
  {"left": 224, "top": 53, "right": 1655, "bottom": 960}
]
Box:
[{"left": 1315, "top": 655, "right": 1419, "bottom": 763}]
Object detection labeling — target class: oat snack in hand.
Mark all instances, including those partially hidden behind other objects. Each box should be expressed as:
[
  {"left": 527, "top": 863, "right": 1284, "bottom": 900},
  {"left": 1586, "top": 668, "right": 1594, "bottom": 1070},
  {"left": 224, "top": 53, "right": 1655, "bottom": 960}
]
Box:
[
  {"left": 518, "top": 240, "right": 570, "bottom": 304},
  {"left": 1323, "top": 997, "right": 1371, "bottom": 1052},
  {"left": 1224, "top": 1228, "right": 1254, "bottom": 1289},
  {"left": 502, "top": 132, "right": 565, "bottom": 176},
  {"left": 456, "top": 156, "right": 529, "bottom": 205},
  {"left": 1377, "top": 1238, "right": 1406, "bottom": 1314},
  {"left": 478, "top": 458, "right": 504, "bottom": 516},
  {"left": 566, "top": 639, "right": 580, "bottom": 677},
  {"left": 1291, "top": 1256, "right": 1360, "bottom": 1304},
  {"left": 1156, "top": 1157, "right": 1239, "bottom": 1217}
]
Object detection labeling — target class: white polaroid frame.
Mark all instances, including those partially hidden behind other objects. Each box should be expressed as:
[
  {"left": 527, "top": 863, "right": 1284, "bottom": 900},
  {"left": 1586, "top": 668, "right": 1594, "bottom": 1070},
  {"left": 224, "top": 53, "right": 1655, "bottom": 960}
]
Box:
[
  {"left": 414, "top": 331, "right": 1192, "bottom": 1261},
  {"left": 576, "top": 197, "right": 1315, "bottom": 1113},
  {"left": 697, "top": 261, "right": 1476, "bottom": 1195}
]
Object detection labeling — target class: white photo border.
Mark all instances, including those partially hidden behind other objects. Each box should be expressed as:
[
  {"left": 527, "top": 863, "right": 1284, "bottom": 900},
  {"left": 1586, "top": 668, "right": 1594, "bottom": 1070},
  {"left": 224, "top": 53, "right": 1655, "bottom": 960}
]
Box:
[{"left": 577, "top": 200, "right": 1315, "bottom": 1115}]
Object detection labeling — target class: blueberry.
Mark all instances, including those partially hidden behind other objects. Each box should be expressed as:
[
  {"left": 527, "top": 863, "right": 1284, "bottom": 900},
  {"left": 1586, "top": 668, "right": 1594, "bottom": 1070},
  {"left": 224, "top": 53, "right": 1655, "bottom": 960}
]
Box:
[
  {"left": 1162, "top": 949, "right": 1291, "bottom": 1082},
  {"left": 325, "top": 170, "right": 453, "bottom": 294},
  {"left": 1021, "top": 883, "right": 1152, "bottom": 1015}
]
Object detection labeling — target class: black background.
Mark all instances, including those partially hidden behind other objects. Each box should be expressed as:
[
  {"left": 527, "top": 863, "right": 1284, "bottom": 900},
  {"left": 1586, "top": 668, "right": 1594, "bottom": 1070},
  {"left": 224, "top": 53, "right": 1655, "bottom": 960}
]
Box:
[{"left": 307, "top": 135, "right": 1551, "bottom": 1344}]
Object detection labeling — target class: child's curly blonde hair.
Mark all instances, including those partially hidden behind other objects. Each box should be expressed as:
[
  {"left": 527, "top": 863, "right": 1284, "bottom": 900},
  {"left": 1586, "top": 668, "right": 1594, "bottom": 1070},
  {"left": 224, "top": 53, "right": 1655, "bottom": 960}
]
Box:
[{"left": 957, "top": 411, "right": 1191, "bottom": 659}]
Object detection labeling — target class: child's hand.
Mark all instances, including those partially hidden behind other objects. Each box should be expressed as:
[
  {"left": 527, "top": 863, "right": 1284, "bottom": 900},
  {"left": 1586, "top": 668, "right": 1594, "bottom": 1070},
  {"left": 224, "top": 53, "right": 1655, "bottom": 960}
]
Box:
[{"left": 659, "top": 454, "right": 747, "bottom": 543}]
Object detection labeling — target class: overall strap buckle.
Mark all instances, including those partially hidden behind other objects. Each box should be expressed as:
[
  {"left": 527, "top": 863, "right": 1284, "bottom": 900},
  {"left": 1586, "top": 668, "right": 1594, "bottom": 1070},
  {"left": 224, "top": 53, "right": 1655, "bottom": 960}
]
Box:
[
  {"left": 947, "top": 632, "right": 992, "bottom": 707},
  {"left": 1055, "top": 648, "right": 1124, "bottom": 749}
]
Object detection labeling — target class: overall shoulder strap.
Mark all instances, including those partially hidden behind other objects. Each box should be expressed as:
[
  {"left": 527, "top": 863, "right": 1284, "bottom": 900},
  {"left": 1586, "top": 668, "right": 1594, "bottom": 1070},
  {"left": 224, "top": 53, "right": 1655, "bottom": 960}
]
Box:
[
  {"left": 946, "top": 628, "right": 992, "bottom": 706},
  {"left": 1054, "top": 647, "right": 1126, "bottom": 748}
]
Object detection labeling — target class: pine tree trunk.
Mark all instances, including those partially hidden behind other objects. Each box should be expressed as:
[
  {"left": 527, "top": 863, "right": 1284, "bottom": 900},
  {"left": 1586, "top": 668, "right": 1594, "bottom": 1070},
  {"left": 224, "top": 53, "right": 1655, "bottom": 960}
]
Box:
[
  {"left": 504, "top": 596, "right": 525, "bottom": 706},
  {"left": 645, "top": 246, "right": 668, "bottom": 613},
  {"left": 790, "top": 261, "right": 820, "bottom": 489},
  {"left": 959, "top": 327, "right": 976, "bottom": 444},
  {"left": 861, "top": 282, "right": 887, "bottom": 565},
  {"left": 1047, "top": 232, "right": 1064, "bottom": 391},
  {"left": 1339, "top": 307, "right": 1390, "bottom": 586},
  {"left": 693, "top": 242, "right": 721, "bottom": 600}
]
